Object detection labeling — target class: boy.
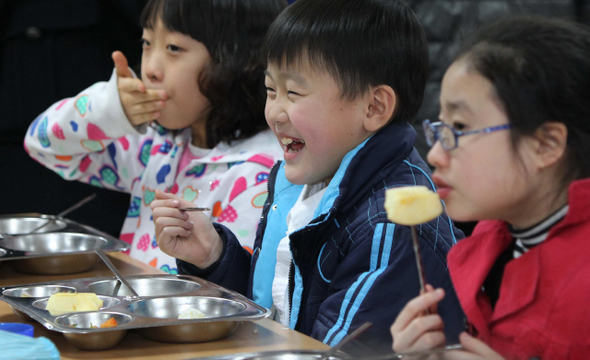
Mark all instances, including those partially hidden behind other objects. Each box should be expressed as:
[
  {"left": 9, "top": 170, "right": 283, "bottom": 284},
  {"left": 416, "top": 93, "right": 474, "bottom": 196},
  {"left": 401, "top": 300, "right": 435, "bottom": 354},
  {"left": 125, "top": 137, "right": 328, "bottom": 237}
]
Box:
[{"left": 151, "top": 0, "right": 464, "bottom": 354}]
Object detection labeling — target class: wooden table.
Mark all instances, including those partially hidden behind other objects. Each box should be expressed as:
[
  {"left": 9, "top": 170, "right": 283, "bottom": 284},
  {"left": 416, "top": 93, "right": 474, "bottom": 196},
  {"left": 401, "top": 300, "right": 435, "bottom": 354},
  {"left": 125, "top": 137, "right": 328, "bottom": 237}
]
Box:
[{"left": 0, "top": 252, "right": 329, "bottom": 359}]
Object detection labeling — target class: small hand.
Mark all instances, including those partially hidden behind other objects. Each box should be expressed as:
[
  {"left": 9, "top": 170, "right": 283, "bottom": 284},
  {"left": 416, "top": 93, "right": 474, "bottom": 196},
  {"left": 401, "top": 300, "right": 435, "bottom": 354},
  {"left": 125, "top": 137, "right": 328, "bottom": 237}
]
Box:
[
  {"left": 150, "top": 190, "right": 223, "bottom": 268},
  {"left": 440, "top": 333, "right": 505, "bottom": 360},
  {"left": 391, "top": 285, "right": 447, "bottom": 355},
  {"left": 112, "top": 51, "right": 167, "bottom": 126}
]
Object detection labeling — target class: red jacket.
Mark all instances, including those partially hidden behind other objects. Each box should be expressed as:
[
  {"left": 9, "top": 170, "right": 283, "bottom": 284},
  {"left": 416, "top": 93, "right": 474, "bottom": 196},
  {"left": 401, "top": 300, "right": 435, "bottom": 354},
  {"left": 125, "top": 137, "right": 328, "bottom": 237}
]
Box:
[{"left": 447, "top": 178, "right": 590, "bottom": 360}]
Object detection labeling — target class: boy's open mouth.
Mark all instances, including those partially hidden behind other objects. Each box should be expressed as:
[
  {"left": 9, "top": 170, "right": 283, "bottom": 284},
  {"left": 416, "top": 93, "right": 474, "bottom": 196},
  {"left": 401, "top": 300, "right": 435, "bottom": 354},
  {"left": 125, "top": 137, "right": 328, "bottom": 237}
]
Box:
[{"left": 281, "top": 137, "right": 305, "bottom": 153}]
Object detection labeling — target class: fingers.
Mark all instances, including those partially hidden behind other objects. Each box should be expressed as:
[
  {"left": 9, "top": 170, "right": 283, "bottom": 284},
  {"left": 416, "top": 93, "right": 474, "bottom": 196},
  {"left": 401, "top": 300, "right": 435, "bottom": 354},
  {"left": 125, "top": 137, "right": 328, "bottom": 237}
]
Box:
[
  {"left": 118, "top": 78, "right": 167, "bottom": 125},
  {"left": 424, "top": 284, "right": 440, "bottom": 314},
  {"left": 112, "top": 51, "right": 132, "bottom": 78},
  {"left": 151, "top": 190, "right": 200, "bottom": 229},
  {"left": 159, "top": 225, "right": 193, "bottom": 239},
  {"left": 120, "top": 95, "right": 166, "bottom": 122},
  {"left": 448, "top": 332, "right": 505, "bottom": 360},
  {"left": 153, "top": 210, "right": 193, "bottom": 236},
  {"left": 153, "top": 189, "right": 194, "bottom": 208},
  {"left": 392, "top": 313, "right": 446, "bottom": 353},
  {"left": 392, "top": 288, "right": 445, "bottom": 333},
  {"left": 154, "top": 189, "right": 178, "bottom": 200},
  {"left": 391, "top": 288, "right": 447, "bottom": 353},
  {"left": 118, "top": 78, "right": 166, "bottom": 103},
  {"left": 113, "top": 52, "right": 168, "bottom": 126}
]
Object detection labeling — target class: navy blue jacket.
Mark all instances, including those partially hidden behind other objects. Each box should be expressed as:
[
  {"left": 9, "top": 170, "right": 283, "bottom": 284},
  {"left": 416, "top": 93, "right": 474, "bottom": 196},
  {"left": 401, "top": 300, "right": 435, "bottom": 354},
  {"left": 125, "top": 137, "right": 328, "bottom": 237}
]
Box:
[{"left": 178, "top": 121, "right": 465, "bottom": 355}]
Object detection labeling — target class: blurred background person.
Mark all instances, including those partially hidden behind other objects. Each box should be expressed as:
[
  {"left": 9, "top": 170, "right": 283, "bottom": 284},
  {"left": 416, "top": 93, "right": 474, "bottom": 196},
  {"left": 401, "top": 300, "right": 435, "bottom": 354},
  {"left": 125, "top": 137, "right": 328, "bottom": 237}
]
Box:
[{"left": 0, "top": 0, "right": 147, "bottom": 236}]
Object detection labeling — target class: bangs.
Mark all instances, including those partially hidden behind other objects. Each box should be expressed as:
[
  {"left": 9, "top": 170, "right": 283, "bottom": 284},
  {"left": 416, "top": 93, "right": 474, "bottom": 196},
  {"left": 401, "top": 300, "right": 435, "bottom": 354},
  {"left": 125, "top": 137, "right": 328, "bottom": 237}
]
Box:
[
  {"left": 140, "top": 0, "right": 165, "bottom": 30},
  {"left": 140, "top": 0, "right": 207, "bottom": 41}
]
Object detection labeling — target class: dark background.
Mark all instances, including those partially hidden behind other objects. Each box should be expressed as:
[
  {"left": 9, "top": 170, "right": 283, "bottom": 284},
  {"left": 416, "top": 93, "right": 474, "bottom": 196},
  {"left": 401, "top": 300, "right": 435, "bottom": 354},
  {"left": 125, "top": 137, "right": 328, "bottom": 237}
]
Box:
[{"left": 0, "top": 0, "right": 147, "bottom": 236}]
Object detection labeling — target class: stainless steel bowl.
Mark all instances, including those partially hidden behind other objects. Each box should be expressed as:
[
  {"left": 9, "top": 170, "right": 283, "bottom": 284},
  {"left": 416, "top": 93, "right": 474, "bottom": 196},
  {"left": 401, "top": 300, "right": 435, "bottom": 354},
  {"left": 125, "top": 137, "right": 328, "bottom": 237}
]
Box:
[
  {"left": 9, "top": 253, "right": 99, "bottom": 274},
  {"left": 1, "top": 232, "right": 106, "bottom": 274},
  {"left": 33, "top": 295, "right": 121, "bottom": 312},
  {"left": 127, "top": 296, "right": 245, "bottom": 343},
  {"left": 87, "top": 277, "right": 201, "bottom": 297},
  {"left": 0, "top": 232, "right": 107, "bottom": 253},
  {"left": 0, "top": 216, "right": 67, "bottom": 235},
  {"left": 55, "top": 312, "right": 132, "bottom": 350}
]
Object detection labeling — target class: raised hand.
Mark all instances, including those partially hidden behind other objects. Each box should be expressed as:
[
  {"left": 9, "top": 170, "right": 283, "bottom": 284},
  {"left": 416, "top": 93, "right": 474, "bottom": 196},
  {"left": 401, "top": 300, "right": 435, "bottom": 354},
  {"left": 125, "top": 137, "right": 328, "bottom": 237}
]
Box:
[
  {"left": 112, "top": 51, "right": 167, "bottom": 126},
  {"left": 390, "top": 286, "right": 447, "bottom": 354},
  {"left": 150, "top": 190, "right": 224, "bottom": 268}
]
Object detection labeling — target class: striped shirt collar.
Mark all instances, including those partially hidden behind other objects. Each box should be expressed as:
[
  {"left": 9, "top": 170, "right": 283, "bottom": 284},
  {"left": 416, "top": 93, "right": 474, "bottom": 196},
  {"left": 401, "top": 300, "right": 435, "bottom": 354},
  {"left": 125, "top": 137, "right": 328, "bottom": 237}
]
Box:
[{"left": 509, "top": 205, "right": 569, "bottom": 258}]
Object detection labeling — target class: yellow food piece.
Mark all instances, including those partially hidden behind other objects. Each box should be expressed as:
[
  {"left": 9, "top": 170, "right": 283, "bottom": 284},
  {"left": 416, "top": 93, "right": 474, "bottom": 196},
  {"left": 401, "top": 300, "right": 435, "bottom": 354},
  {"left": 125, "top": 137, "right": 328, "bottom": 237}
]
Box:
[
  {"left": 385, "top": 186, "right": 443, "bottom": 225},
  {"left": 45, "top": 292, "right": 103, "bottom": 316}
]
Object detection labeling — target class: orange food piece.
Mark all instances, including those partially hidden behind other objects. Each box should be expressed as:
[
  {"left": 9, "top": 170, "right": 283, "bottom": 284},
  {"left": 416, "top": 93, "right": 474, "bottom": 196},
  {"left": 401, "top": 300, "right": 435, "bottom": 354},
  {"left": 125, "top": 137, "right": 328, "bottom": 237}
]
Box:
[{"left": 100, "top": 317, "right": 118, "bottom": 328}]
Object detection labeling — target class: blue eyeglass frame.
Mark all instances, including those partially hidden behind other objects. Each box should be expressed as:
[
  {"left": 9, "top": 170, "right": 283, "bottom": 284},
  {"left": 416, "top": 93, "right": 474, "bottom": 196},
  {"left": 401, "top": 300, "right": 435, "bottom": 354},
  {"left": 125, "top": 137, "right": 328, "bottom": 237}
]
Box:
[{"left": 422, "top": 119, "right": 512, "bottom": 151}]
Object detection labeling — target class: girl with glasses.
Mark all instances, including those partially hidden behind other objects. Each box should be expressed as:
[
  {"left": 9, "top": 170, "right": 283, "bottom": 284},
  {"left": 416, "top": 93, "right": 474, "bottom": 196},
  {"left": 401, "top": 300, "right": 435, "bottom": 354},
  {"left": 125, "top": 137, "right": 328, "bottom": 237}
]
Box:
[{"left": 390, "top": 17, "right": 590, "bottom": 360}]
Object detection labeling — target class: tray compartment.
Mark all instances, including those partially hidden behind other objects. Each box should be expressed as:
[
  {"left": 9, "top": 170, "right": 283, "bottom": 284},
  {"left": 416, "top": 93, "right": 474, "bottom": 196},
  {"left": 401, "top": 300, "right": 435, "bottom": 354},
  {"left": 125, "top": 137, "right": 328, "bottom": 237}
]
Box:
[
  {"left": 127, "top": 296, "right": 245, "bottom": 319},
  {"left": 87, "top": 277, "right": 201, "bottom": 297},
  {"left": 138, "top": 319, "right": 240, "bottom": 343},
  {"left": 3, "top": 285, "right": 76, "bottom": 298},
  {"left": 33, "top": 295, "right": 121, "bottom": 315},
  {"left": 56, "top": 312, "right": 132, "bottom": 350}
]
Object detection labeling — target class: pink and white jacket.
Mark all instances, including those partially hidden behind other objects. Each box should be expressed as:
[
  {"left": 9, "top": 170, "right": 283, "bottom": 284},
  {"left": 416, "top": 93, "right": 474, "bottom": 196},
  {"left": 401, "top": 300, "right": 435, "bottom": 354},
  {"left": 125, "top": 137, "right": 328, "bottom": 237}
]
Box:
[{"left": 24, "top": 69, "right": 282, "bottom": 274}]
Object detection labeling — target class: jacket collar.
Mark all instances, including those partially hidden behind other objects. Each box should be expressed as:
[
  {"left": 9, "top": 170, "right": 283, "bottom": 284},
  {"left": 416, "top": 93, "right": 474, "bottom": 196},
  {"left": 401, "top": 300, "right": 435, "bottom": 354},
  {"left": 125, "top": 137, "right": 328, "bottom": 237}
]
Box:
[
  {"left": 275, "top": 120, "right": 417, "bottom": 221},
  {"left": 332, "top": 121, "right": 416, "bottom": 214},
  {"left": 448, "top": 177, "right": 590, "bottom": 336}
]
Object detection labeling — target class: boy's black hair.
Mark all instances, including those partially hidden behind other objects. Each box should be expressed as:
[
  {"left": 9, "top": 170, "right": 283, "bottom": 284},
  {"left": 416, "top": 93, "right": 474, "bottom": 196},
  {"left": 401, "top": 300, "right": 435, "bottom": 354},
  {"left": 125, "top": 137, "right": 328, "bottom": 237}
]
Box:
[
  {"left": 456, "top": 16, "right": 590, "bottom": 182},
  {"left": 140, "top": 0, "right": 287, "bottom": 147},
  {"left": 264, "top": 0, "right": 429, "bottom": 124}
]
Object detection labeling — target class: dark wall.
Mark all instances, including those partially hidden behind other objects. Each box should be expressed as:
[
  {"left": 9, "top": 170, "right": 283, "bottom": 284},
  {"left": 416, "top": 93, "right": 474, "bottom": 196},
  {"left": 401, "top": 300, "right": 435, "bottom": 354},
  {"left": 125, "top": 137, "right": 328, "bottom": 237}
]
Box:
[{"left": 0, "top": 0, "right": 147, "bottom": 236}]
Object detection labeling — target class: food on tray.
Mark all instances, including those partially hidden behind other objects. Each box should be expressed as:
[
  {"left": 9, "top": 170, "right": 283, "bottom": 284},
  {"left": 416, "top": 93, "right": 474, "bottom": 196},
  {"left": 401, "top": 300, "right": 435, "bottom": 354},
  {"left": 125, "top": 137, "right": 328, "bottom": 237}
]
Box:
[
  {"left": 68, "top": 317, "right": 118, "bottom": 329},
  {"left": 46, "top": 292, "right": 103, "bottom": 316},
  {"left": 384, "top": 186, "right": 442, "bottom": 225},
  {"left": 99, "top": 317, "right": 118, "bottom": 328},
  {"left": 178, "top": 307, "right": 206, "bottom": 319}
]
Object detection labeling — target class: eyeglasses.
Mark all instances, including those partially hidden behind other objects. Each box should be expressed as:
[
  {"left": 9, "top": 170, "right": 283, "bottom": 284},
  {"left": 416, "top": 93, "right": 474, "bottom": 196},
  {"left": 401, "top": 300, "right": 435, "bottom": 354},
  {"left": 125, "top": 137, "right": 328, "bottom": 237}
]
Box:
[{"left": 422, "top": 119, "right": 512, "bottom": 151}]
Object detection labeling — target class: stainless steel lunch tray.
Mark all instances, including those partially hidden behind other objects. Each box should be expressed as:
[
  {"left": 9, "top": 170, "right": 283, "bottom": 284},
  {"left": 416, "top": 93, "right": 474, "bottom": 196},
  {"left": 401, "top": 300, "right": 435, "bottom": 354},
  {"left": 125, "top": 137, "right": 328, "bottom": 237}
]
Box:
[
  {"left": 0, "top": 214, "right": 130, "bottom": 274},
  {"left": 197, "top": 350, "right": 358, "bottom": 360},
  {"left": 0, "top": 274, "right": 271, "bottom": 350},
  {"left": 194, "top": 350, "right": 350, "bottom": 360}
]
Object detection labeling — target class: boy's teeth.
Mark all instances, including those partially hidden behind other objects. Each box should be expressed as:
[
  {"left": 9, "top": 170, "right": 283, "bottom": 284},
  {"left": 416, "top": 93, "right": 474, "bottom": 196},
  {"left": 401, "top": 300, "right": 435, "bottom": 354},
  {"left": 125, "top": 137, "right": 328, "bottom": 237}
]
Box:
[
  {"left": 281, "top": 137, "right": 305, "bottom": 153},
  {"left": 280, "top": 137, "right": 305, "bottom": 144}
]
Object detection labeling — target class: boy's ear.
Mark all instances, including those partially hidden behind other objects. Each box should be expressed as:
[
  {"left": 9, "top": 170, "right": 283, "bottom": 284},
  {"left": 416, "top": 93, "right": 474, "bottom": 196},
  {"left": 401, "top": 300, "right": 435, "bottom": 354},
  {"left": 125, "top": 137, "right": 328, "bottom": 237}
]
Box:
[
  {"left": 530, "top": 122, "right": 568, "bottom": 170},
  {"left": 364, "top": 85, "right": 396, "bottom": 132}
]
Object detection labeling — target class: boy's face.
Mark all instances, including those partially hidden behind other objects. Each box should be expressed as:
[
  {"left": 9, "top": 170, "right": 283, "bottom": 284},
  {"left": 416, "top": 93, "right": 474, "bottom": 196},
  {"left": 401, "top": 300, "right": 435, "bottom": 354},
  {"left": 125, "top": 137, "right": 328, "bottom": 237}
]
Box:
[{"left": 264, "top": 61, "right": 373, "bottom": 185}]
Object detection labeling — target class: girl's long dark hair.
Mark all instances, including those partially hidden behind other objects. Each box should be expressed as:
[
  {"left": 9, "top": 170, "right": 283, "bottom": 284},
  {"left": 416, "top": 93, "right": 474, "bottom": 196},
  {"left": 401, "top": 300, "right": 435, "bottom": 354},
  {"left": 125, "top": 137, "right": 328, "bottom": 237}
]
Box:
[{"left": 456, "top": 17, "right": 590, "bottom": 183}]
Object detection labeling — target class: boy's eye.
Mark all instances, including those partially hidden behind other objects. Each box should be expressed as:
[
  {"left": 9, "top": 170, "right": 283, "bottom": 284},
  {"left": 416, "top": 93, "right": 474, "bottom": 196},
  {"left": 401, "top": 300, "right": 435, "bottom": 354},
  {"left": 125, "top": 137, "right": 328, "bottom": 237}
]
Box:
[
  {"left": 167, "top": 44, "right": 182, "bottom": 52},
  {"left": 287, "top": 91, "right": 301, "bottom": 97},
  {"left": 141, "top": 38, "right": 150, "bottom": 47},
  {"left": 265, "top": 86, "right": 276, "bottom": 93}
]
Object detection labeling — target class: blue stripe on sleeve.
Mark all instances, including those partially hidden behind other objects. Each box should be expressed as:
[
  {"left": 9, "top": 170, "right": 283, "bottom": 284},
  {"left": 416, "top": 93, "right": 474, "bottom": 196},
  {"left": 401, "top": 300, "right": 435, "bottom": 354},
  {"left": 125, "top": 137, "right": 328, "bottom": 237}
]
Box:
[{"left": 324, "top": 223, "right": 395, "bottom": 345}]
